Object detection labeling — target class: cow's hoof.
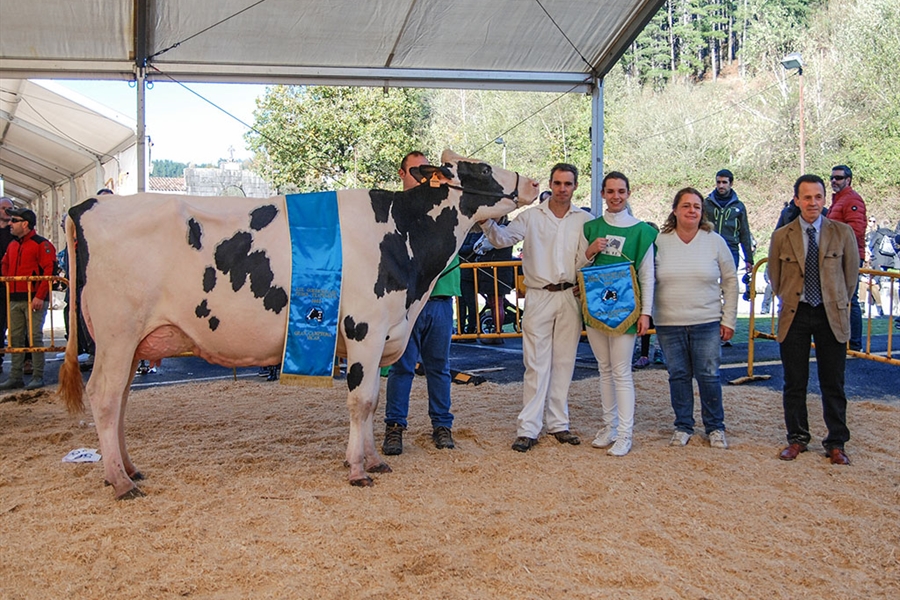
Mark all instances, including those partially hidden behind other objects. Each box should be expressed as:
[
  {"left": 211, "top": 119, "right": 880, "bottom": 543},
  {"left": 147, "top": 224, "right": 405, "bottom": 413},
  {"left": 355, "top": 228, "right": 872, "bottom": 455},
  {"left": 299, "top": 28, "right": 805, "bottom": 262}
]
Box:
[
  {"left": 366, "top": 462, "right": 392, "bottom": 474},
  {"left": 115, "top": 487, "right": 147, "bottom": 501},
  {"left": 104, "top": 472, "right": 144, "bottom": 487},
  {"left": 349, "top": 476, "right": 375, "bottom": 487}
]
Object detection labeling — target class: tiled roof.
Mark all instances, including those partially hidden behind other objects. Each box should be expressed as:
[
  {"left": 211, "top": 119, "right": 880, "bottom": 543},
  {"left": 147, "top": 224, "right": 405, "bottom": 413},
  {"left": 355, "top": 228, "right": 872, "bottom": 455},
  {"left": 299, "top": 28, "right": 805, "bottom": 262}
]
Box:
[{"left": 149, "top": 177, "right": 186, "bottom": 192}]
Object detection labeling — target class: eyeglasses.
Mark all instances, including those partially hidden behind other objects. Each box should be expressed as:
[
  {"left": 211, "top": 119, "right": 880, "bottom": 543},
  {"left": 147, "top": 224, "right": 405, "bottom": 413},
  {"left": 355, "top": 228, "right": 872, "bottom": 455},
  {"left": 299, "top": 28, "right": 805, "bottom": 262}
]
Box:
[
  {"left": 830, "top": 175, "right": 847, "bottom": 181},
  {"left": 9, "top": 217, "right": 25, "bottom": 223}
]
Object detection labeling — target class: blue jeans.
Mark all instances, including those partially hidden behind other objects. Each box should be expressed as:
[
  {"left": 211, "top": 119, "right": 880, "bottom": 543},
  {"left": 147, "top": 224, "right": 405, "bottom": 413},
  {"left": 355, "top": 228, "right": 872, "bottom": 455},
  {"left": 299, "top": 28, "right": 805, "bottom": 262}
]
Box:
[
  {"left": 384, "top": 297, "right": 454, "bottom": 429},
  {"left": 656, "top": 321, "right": 725, "bottom": 435}
]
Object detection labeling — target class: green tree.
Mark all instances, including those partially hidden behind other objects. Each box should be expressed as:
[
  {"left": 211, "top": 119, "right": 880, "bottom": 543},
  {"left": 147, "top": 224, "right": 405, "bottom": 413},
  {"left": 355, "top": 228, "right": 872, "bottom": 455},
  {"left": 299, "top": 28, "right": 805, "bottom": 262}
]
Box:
[
  {"left": 246, "top": 86, "right": 430, "bottom": 192},
  {"left": 151, "top": 159, "right": 188, "bottom": 177}
]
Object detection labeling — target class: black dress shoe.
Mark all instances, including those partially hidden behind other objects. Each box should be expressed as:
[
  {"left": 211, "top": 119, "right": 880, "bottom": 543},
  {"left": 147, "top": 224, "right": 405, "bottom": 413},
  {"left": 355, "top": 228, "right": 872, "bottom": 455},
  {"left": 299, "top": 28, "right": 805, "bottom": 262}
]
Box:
[
  {"left": 512, "top": 436, "right": 538, "bottom": 452},
  {"left": 551, "top": 430, "right": 581, "bottom": 445}
]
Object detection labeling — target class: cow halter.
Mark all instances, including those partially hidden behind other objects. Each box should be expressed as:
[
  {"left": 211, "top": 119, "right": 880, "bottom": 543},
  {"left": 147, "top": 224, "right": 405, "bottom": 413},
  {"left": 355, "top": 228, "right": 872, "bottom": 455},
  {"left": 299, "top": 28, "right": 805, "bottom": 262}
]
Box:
[{"left": 446, "top": 171, "right": 522, "bottom": 207}]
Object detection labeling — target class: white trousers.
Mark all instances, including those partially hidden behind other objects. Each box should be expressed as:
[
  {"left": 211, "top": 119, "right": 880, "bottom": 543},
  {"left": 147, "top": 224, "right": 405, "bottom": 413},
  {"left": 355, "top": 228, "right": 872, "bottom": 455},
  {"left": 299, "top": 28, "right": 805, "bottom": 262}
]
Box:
[
  {"left": 517, "top": 288, "right": 584, "bottom": 438},
  {"left": 585, "top": 327, "right": 637, "bottom": 439}
]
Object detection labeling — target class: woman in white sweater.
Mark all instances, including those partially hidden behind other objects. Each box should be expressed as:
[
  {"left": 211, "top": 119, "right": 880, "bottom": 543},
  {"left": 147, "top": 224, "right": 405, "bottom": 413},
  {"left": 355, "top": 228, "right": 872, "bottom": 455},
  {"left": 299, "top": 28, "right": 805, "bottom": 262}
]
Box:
[{"left": 653, "top": 187, "right": 738, "bottom": 449}]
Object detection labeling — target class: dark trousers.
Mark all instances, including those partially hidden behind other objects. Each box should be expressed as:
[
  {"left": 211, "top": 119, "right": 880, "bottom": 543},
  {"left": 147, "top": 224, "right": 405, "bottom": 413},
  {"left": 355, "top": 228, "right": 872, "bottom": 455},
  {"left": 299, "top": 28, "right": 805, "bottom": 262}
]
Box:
[
  {"left": 779, "top": 302, "right": 850, "bottom": 451},
  {"left": 0, "top": 298, "right": 6, "bottom": 367}
]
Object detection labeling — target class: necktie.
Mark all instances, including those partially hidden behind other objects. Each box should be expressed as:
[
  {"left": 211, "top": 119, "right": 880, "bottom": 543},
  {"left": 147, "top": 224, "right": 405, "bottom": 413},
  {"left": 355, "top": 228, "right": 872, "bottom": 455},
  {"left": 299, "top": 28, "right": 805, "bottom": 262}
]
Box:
[{"left": 805, "top": 226, "right": 822, "bottom": 307}]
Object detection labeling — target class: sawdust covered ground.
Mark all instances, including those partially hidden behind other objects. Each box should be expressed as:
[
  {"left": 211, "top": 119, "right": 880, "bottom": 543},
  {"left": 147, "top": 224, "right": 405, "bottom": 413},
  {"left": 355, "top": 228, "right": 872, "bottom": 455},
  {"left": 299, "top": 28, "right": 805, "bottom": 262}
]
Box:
[{"left": 1, "top": 372, "right": 898, "bottom": 599}]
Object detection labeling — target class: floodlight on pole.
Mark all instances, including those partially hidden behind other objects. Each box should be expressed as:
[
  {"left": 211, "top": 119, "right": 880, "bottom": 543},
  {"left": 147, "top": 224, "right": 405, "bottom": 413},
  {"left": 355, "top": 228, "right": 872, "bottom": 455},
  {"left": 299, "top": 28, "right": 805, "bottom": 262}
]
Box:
[
  {"left": 494, "top": 137, "right": 506, "bottom": 169},
  {"left": 781, "top": 52, "right": 805, "bottom": 174}
]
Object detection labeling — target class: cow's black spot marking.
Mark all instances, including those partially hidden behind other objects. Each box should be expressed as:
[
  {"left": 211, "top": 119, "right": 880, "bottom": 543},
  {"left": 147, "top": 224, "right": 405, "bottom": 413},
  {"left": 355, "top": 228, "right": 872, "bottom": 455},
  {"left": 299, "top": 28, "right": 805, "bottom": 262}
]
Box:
[
  {"left": 250, "top": 205, "right": 278, "bottom": 231},
  {"left": 373, "top": 201, "right": 460, "bottom": 308},
  {"left": 208, "top": 316, "right": 220, "bottom": 331},
  {"left": 213, "top": 231, "right": 286, "bottom": 315},
  {"left": 374, "top": 232, "right": 414, "bottom": 299},
  {"left": 456, "top": 160, "right": 507, "bottom": 218},
  {"left": 370, "top": 190, "right": 393, "bottom": 223},
  {"left": 203, "top": 267, "right": 217, "bottom": 293},
  {"left": 406, "top": 206, "right": 459, "bottom": 306},
  {"left": 343, "top": 316, "right": 368, "bottom": 342},
  {"left": 263, "top": 286, "right": 288, "bottom": 314},
  {"left": 68, "top": 198, "right": 98, "bottom": 294},
  {"left": 347, "top": 362, "right": 364, "bottom": 392},
  {"left": 187, "top": 218, "right": 203, "bottom": 250},
  {"left": 195, "top": 299, "right": 211, "bottom": 318}
]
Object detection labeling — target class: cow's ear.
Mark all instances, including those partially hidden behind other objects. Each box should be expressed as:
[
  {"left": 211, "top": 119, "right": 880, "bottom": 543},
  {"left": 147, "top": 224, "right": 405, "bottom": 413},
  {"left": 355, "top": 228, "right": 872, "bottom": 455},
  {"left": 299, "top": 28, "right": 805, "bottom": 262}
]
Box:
[{"left": 414, "top": 164, "right": 453, "bottom": 188}]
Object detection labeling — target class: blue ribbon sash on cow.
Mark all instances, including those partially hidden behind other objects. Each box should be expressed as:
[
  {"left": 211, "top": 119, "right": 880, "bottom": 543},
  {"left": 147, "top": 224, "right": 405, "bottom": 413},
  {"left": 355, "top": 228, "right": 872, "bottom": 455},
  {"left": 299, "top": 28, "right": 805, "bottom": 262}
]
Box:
[
  {"left": 578, "top": 262, "right": 640, "bottom": 334},
  {"left": 281, "top": 192, "right": 342, "bottom": 387}
]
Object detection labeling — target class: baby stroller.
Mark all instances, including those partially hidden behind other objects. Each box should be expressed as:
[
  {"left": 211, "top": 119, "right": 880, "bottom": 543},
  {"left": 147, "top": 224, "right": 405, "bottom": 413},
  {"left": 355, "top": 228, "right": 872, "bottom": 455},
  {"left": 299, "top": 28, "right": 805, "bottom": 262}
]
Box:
[{"left": 479, "top": 298, "right": 523, "bottom": 334}]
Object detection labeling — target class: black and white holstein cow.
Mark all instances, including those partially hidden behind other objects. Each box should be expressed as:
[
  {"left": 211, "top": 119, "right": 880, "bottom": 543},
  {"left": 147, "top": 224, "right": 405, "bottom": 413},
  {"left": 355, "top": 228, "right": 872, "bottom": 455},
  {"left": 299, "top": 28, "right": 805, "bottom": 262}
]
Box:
[{"left": 59, "top": 150, "right": 538, "bottom": 500}]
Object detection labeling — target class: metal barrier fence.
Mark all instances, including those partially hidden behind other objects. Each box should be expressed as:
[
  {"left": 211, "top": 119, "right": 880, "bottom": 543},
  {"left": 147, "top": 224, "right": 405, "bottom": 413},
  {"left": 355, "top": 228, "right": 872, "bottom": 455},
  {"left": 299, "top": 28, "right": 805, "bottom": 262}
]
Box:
[
  {"left": 454, "top": 260, "right": 525, "bottom": 342},
  {"left": 731, "top": 259, "right": 899, "bottom": 384},
  {"left": 0, "top": 275, "right": 69, "bottom": 355}
]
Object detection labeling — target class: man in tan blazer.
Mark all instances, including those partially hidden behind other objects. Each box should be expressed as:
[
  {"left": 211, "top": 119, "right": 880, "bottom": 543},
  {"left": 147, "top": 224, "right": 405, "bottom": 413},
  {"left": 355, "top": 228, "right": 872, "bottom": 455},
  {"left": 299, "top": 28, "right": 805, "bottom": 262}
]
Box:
[{"left": 768, "top": 174, "right": 859, "bottom": 465}]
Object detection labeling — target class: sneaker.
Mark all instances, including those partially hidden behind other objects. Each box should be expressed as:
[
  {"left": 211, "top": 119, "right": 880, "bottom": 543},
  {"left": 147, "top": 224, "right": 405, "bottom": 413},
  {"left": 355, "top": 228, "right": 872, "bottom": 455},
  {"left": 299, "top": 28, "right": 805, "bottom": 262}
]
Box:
[
  {"left": 591, "top": 426, "right": 617, "bottom": 448},
  {"left": 382, "top": 423, "right": 405, "bottom": 456},
  {"left": 669, "top": 430, "right": 691, "bottom": 447},
  {"left": 607, "top": 437, "right": 632, "bottom": 456},
  {"left": 708, "top": 429, "right": 728, "bottom": 449},
  {"left": 653, "top": 347, "right": 665, "bottom": 365},
  {"left": 432, "top": 426, "right": 455, "bottom": 449},
  {"left": 632, "top": 356, "right": 651, "bottom": 369}
]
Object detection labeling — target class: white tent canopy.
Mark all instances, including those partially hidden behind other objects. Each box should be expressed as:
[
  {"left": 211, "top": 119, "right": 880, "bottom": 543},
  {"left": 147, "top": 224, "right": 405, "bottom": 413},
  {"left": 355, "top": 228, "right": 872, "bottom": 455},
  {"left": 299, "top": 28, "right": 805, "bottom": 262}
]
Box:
[{"left": 1, "top": 0, "right": 665, "bottom": 205}]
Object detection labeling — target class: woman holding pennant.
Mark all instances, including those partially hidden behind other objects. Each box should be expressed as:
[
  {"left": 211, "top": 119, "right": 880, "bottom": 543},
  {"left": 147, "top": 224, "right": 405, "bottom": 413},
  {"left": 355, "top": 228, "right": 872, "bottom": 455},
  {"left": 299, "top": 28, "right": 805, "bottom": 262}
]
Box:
[
  {"left": 580, "top": 172, "right": 658, "bottom": 456},
  {"left": 653, "top": 188, "right": 738, "bottom": 450}
]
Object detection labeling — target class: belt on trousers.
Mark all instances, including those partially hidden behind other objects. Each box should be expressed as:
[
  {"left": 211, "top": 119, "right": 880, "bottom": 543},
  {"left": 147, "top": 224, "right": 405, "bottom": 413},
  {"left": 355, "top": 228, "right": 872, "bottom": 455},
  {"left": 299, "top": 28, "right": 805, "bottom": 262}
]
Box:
[
  {"left": 429, "top": 295, "right": 453, "bottom": 301},
  {"left": 543, "top": 282, "right": 575, "bottom": 292}
]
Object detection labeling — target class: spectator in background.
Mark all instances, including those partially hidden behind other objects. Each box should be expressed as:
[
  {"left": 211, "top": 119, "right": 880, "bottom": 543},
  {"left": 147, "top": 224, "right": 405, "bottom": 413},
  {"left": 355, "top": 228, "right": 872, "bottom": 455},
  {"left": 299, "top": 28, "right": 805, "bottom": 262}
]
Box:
[
  {"left": 705, "top": 169, "right": 754, "bottom": 273},
  {"left": 0, "top": 197, "right": 15, "bottom": 374},
  {"left": 473, "top": 216, "right": 515, "bottom": 345},
  {"left": 827, "top": 165, "right": 866, "bottom": 351},
  {"left": 456, "top": 224, "right": 481, "bottom": 341},
  {"left": 704, "top": 169, "right": 753, "bottom": 346},
  {"left": 0, "top": 207, "right": 57, "bottom": 390}
]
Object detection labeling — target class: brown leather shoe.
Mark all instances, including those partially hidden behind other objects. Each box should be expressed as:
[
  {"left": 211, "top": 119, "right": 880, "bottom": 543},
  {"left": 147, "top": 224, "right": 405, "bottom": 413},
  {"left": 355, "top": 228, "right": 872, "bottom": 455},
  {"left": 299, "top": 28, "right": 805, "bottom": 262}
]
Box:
[
  {"left": 779, "top": 443, "right": 808, "bottom": 461},
  {"left": 827, "top": 447, "right": 851, "bottom": 465}
]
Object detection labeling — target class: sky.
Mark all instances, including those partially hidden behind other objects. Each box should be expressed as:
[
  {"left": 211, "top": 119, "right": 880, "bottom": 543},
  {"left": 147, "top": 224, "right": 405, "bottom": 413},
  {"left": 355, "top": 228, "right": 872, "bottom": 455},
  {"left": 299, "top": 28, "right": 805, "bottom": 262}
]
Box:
[{"left": 55, "top": 80, "right": 269, "bottom": 165}]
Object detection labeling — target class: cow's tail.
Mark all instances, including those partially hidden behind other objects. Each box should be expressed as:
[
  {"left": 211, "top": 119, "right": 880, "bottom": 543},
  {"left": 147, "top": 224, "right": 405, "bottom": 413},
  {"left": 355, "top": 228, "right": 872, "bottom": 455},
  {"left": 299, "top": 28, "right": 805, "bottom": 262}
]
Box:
[{"left": 58, "top": 215, "right": 86, "bottom": 414}]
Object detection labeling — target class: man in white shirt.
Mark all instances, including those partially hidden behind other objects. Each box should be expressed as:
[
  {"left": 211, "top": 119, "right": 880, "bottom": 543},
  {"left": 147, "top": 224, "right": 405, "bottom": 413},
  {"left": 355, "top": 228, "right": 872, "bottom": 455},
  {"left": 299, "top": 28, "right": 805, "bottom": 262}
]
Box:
[{"left": 480, "top": 163, "right": 591, "bottom": 452}]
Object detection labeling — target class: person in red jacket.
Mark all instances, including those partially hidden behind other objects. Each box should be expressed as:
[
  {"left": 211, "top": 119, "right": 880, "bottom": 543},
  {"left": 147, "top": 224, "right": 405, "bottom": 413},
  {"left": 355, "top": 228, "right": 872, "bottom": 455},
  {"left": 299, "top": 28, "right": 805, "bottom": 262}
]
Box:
[
  {"left": 0, "top": 207, "right": 56, "bottom": 390},
  {"left": 828, "top": 165, "right": 866, "bottom": 351}
]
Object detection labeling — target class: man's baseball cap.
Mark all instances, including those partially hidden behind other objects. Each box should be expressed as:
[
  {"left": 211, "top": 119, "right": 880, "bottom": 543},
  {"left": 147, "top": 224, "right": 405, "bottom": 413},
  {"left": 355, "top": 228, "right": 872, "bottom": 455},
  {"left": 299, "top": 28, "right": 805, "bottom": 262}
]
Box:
[{"left": 8, "top": 206, "right": 37, "bottom": 228}]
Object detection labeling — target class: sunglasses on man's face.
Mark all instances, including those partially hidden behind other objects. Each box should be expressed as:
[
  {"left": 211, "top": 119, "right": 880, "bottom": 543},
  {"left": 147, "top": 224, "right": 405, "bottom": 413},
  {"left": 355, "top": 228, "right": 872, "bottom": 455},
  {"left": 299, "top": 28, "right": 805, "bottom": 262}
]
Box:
[
  {"left": 830, "top": 175, "right": 847, "bottom": 181},
  {"left": 9, "top": 217, "right": 25, "bottom": 223}
]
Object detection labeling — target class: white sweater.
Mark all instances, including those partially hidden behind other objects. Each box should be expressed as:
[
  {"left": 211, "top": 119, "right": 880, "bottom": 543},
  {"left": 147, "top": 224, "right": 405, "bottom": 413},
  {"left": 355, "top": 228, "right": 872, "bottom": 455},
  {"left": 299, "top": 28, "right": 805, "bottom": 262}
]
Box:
[{"left": 653, "top": 229, "right": 738, "bottom": 329}]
